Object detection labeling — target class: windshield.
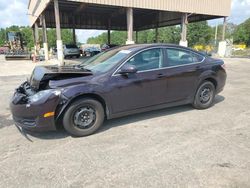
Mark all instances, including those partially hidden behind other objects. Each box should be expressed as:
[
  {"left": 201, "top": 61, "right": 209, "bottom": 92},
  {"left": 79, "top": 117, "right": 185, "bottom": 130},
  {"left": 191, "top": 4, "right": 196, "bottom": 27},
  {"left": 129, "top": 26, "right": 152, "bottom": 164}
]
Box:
[
  {"left": 66, "top": 44, "right": 78, "bottom": 48},
  {"left": 81, "top": 48, "right": 131, "bottom": 73}
]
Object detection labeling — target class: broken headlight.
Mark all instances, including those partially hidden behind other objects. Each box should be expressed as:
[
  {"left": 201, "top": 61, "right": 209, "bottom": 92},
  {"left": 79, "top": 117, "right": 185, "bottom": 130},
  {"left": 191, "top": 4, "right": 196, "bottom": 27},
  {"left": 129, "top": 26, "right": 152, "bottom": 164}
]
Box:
[{"left": 28, "top": 89, "right": 62, "bottom": 103}]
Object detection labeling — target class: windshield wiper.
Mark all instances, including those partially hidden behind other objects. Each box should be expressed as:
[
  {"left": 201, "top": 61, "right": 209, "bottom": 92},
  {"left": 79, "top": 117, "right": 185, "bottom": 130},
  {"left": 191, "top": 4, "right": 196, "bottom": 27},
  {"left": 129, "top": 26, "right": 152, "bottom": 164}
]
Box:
[{"left": 73, "top": 65, "right": 92, "bottom": 72}]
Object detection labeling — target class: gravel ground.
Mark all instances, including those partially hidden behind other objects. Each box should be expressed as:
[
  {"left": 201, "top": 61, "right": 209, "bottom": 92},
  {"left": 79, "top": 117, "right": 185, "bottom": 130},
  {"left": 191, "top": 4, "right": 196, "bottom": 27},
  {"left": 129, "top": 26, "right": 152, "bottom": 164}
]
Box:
[{"left": 0, "top": 56, "right": 250, "bottom": 188}]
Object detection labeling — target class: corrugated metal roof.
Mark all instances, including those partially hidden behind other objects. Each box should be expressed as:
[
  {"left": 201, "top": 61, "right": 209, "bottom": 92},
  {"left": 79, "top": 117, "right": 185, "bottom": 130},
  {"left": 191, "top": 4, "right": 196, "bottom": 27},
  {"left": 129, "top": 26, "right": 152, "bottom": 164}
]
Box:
[
  {"left": 70, "top": 0, "right": 231, "bottom": 16},
  {"left": 28, "top": 0, "right": 232, "bottom": 27}
]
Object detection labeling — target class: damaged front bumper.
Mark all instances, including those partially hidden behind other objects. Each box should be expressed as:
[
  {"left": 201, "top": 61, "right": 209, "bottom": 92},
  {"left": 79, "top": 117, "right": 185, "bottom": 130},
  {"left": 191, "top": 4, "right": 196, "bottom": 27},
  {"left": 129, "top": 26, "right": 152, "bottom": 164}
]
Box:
[{"left": 10, "top": 82, "right": 65, "bottom": 132}]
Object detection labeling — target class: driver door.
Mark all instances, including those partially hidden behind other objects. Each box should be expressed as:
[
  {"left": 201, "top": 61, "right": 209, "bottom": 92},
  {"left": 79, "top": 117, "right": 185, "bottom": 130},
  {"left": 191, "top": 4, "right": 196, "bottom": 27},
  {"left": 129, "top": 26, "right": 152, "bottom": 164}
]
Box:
[{"left": 108, "top": 48, "right": 168, "bottom": 114}]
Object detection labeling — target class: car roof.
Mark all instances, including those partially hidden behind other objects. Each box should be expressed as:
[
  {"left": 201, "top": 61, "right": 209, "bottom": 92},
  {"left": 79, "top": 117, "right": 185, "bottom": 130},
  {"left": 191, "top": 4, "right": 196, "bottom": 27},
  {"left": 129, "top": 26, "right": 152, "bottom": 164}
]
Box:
[{"left": 113, "top": 43, "right": 204, "bottom": 56}]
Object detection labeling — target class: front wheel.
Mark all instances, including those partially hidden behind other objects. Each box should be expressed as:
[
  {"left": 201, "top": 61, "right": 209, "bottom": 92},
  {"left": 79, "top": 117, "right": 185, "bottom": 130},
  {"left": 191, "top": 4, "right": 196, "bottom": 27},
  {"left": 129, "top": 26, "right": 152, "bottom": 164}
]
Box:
[
  {"left": 193, "top": 81, "right": 215, "bottom": 109},
  {"left": 63, "top": 98, "right": 104, "bottom": 137}
]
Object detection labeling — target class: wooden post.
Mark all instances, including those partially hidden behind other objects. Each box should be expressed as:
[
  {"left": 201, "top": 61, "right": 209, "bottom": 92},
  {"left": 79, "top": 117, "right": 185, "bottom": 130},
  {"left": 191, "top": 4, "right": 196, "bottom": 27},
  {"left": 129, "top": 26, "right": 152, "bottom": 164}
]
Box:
[
  {"left": 54, "top": 0, "right": 64, "bottom": 65},
  {"left": 41, "top": 14, "right": 49, "bottom": 61},
  {"left": 126, "top": 8, "right": 134, "bottom": 45}
]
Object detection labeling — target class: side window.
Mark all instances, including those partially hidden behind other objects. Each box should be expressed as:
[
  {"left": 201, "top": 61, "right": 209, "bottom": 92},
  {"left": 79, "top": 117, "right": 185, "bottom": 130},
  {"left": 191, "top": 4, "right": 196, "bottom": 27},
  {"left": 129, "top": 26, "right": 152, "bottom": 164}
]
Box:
[
  {"left": 166, "top": 48, "right": 204, "bottom": 67},
  {"left": 126, "top": 48, "right": 163, "bottom": 71}
]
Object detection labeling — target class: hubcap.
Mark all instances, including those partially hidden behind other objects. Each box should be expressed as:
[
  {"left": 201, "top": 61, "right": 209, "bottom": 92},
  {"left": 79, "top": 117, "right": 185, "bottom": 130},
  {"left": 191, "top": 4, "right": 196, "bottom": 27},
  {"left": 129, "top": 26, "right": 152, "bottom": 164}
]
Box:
[
  {"left": 199, "top": 87, "right": 212, "bottom": 103},
  {"left": 73, "top": 106, "right": 96, "bottom": 129}
]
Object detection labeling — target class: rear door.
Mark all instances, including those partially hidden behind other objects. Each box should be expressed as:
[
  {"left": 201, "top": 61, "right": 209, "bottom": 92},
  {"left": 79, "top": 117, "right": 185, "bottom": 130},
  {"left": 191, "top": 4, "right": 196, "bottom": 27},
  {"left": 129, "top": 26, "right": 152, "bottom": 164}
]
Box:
[{"left": 164, "top": 48, "right": 205, "bottom": 102}]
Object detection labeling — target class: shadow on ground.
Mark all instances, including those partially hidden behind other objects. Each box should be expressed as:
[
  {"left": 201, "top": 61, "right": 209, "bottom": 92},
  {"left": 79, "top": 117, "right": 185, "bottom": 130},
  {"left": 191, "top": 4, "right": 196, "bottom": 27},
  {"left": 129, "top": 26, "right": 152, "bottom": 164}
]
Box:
[{"left": 16, "top": 95, "right": 225, "bottom": 141}]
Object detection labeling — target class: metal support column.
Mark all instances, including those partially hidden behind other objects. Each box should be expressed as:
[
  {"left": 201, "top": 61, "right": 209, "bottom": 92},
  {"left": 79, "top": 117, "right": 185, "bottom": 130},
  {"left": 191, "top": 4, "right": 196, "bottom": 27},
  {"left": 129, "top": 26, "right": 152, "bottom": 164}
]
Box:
[
  {"left": 126, "top": 8, "right": 134, "bottom": 45},
  {"left": 214, "top": 22, "right": 218, "bottom": 45},
  {"left": 34, "top": 22, "right": 39, "bottom": 56},
  {"left": 155, "top": 13, "right": 159, "bottom": 43},
  {"left": 222, "top": 17, "right": 227, "bottom": 41},
  {"left": 179, "top": 13, "right": 188, "bottom": 47},
  {"left": 107, "top": 19, "right": 111, "bottom": 45},
  {"left": 73, "top": 28, "right": 76, "bottom": 44},
  {"left": 135, "top": 31, "right": 138, "bottom": 43},
  {"left": 41, "top": 14, "right": 49, "bottom": 61},
  {"left": 73, "top": 16, "right": 76, "bottom": 44},
  {"left": 54, "top": 0, "right": 64, "bottom": 65},
  {"left": 155, "top": 27, "right": 159, "bottom": 43}
]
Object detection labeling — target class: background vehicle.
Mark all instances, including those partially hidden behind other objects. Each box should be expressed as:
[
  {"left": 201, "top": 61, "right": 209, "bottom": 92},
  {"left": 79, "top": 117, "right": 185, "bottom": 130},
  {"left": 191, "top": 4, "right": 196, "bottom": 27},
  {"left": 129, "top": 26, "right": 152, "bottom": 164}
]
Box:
[
  {"left": 10, "top": 44, "right": 226, "bottom": 137},
  {"left": 63, "top": 44, "right": 80, "bottom": 58},
  {"left": 101, "top": 44, "right": 118, "bottom": 51},
  {"left": 83, "top": 47, "right": 101, "bottom": 57}
]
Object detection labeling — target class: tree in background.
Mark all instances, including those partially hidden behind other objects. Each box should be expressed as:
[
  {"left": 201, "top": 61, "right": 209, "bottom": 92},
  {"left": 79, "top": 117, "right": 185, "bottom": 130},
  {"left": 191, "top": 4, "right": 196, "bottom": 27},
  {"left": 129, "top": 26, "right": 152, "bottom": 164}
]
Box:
[
  {"left": 1, "top": 18, "right": 250, "bottom": 50},
  {"left": 158, "top": 26, "right": 181, "bottom": 44},
  {"left": 87, "top": 21, "right": 213, "bottom": 47},
  {"left": 0, "top": 28, "right": 6, "bottom": 46},
  {"left": 47, "top": 29, "right": 75, "bottom": 48},
  {"left": 137, "top": 29, "right": 155, "bottom": 43},
  {"left": 87, "top": 26, "right": 181, "bottom": 45},
  {"left": 233, "top": 18, "right": 250, "bottom": 46},
  {"left": 187, "top": 21, "right": 213, "bottom": 46},
  {"left": 0, "top": 26, "right": 75, "bottom": 51},
  {"left": 20, "top": 26, "right": 34, "bottom": 50}
]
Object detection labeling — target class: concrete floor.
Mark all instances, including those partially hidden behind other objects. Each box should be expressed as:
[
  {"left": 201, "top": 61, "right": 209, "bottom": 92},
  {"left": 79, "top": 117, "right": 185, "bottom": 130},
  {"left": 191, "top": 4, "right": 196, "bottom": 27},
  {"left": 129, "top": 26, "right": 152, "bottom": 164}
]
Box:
[{"left": 0, "top": 56, "right": 250, "bottom": 187}]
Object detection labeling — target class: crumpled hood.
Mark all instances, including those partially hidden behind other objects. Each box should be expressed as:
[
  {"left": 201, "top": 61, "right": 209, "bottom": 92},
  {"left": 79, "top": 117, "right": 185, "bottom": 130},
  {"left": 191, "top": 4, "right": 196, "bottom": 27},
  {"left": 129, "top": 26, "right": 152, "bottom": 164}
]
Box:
[
  {"left": 29, "top": 65, "right": 93, "bottom": 90},
  {"left": 49, "top": 75, "right": 95, "bottom": 89}
]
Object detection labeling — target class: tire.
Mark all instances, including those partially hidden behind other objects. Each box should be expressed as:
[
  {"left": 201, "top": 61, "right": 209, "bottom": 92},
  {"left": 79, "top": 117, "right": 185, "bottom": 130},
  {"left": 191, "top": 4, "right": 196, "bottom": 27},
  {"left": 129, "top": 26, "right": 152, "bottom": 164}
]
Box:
[
  {"left": 63, "top": 98, "right": 105, "bottom": 137},
  {"left": 192, "top": 81, "right": 215, "bottom": 109},
  {"left": 76, "top": 55, "right": 80, "bottom": 58}
]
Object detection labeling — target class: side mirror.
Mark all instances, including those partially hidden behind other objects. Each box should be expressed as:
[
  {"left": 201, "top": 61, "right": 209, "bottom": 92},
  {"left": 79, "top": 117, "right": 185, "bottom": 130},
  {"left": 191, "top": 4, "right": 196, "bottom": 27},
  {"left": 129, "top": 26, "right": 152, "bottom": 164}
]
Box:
[{"left": 118, "top": 64, "right": 137, "bottom": 75}]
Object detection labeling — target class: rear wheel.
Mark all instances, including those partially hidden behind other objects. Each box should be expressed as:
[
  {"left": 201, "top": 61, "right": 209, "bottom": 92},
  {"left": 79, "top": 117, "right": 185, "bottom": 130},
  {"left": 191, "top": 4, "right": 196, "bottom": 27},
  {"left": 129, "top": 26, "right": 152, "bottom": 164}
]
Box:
[
  {"left": 63, "top": 98, "right": 104, "bottom": 137},
  {"left": 193, "top": 81, "right": 215, "bottom": 109}
]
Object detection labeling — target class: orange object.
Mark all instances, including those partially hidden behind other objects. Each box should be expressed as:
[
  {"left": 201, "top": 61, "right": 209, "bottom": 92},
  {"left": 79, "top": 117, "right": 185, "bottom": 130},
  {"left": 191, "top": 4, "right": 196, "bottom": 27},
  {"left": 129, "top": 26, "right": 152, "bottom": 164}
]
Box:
[{"left": 43, "top": 112, "right": 55, "bottom": 118}]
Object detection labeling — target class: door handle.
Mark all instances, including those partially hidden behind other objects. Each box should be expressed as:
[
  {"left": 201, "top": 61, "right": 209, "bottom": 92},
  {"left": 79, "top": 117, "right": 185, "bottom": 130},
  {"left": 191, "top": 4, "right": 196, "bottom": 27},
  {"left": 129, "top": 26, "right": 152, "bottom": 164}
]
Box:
[{"left": 157, "top": 73, "right": 165, "bottom": 78}]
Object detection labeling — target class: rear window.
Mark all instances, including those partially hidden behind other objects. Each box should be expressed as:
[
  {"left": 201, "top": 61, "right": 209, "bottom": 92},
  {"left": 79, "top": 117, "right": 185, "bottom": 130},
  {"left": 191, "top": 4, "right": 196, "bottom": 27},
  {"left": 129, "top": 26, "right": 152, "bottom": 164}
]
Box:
[
  {"left": 65, "top": 44, "right": 78, "bottom": 49},
  {"left": 166, "top": 48, "right": 204, "bottom": 67}
]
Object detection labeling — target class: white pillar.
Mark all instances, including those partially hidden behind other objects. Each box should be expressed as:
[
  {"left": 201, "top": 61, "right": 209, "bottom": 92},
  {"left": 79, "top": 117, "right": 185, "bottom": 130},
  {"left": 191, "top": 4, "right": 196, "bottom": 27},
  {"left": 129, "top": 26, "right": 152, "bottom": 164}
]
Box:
[
  {"left": 179, "top": 13, "right": 188, "bottom": 47},
  {"left": 34, "top": 22, "right": 39, "bottom": 56},
  {"left": 126, "top": 8, "right": 135, "bottom": 45},
  {"left": 42, "top": 14, "right": 49, "bottom": 61},
  {"left": 54, "top": 0, "right": 64, "bottom": 66},
  {"left": 218, "top": 17, "right": 227, "bottom": 57}
]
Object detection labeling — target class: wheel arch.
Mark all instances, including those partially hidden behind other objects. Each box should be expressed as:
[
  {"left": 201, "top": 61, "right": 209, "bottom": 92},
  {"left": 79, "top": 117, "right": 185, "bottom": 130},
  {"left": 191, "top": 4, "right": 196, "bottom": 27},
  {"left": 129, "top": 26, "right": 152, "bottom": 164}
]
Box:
[
  {"left": 55, "top": 93, "right": 109, "bottom": 127},
  {"left": 198, "top": 70, "right": 218, "bottom": 89},
  {"left": 204, "top": 77, "right": 217, "bottom": 89}
]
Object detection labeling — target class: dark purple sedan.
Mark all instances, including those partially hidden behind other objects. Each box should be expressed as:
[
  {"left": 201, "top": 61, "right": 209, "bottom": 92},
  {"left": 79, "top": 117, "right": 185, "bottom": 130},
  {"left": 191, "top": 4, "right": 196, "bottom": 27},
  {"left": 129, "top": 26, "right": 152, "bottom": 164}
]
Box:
[{"left": 10, "top": 44, "right": 226, "bottom": 136}]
